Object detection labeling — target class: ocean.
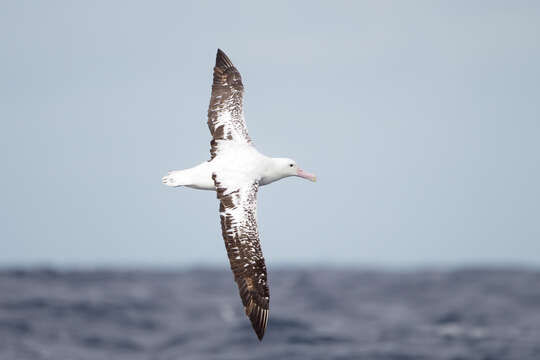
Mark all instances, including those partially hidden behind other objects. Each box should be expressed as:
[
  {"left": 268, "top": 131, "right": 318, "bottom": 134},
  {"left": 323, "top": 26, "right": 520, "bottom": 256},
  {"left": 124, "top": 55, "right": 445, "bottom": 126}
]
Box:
[{"left": 1, "top": 268, "right": 539, "bottom": 360}]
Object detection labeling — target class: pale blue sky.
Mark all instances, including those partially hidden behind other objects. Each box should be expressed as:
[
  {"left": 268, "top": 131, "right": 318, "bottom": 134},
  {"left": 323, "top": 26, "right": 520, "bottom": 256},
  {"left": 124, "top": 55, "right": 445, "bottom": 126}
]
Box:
[{"left": 1, "top": 1, "right": 539, "bottom": 267}]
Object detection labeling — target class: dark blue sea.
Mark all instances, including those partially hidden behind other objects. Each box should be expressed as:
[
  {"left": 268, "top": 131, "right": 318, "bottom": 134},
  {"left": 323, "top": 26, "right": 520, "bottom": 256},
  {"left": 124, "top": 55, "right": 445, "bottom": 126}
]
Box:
[{"left": 1, "top": 268, "right": 539, "bottom": 360}]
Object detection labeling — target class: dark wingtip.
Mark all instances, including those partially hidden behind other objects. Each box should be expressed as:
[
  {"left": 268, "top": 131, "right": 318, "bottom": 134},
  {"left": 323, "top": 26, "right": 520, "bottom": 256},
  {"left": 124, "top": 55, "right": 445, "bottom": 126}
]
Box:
[
  {"left": 215, "top": 48, "right": 234, "bottom": 69},
  {"left": 254, "top": 323, "right": 266, "bottom": 341},
  {"left": 248, "top": 306, "right": 268, "bottom": 341}
]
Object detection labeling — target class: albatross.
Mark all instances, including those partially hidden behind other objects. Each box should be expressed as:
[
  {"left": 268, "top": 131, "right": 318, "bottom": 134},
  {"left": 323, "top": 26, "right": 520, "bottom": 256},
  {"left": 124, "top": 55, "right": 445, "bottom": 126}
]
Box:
[{"left": 162, "top": 49, "right": 316, "bottom": 340}]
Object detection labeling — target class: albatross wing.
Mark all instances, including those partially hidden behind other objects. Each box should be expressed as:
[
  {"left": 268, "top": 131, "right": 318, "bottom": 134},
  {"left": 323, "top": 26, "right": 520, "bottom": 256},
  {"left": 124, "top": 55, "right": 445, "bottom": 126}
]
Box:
[
  {"left": 207, "top": 49, "right": 251, "bottom": 159},
  {"left": 212, "top": 172, "right": 269, "bottom": 340}
]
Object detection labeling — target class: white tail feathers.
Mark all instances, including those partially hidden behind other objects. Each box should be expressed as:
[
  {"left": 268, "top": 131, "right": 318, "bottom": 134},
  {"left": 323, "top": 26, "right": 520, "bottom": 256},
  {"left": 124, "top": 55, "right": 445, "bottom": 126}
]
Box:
[
  {"left": 161, "top": 170, "right": 189, "bottom": 187},
  {"left": 161, "top": 163, "right": 215, "bottom": 190}
]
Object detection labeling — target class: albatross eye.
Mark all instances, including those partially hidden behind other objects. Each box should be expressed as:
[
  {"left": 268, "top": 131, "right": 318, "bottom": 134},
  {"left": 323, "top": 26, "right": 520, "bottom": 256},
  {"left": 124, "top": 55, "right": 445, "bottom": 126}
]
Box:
[{"left": 289, "top": 164, "right": 294, "bottom": 167}]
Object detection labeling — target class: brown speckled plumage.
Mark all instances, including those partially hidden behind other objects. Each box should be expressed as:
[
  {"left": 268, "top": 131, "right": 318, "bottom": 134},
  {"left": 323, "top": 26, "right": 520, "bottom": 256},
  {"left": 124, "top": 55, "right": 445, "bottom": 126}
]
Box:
[
  {"left": 213, "top": 173, "right": 269, "bottom": 340},
  {"left": 208, "top": 49, "right": 251, "bottom": 160}
]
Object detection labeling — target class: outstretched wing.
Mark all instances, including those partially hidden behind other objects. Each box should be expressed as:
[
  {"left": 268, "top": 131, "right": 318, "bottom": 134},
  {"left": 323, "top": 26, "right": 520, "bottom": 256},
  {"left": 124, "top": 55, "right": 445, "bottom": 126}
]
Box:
[
  {"left": 212, "top": 172, "right": 269, "bottom": 340},
  {"left": 207, "top": 49, "right": 251, "bottom": 159}
]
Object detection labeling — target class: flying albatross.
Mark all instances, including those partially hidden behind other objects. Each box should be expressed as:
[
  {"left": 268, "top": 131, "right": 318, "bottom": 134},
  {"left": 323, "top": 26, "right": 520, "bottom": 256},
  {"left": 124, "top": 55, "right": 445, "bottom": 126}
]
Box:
[{"left": 162, "top": 49, "right": 316, "bottom": 340}]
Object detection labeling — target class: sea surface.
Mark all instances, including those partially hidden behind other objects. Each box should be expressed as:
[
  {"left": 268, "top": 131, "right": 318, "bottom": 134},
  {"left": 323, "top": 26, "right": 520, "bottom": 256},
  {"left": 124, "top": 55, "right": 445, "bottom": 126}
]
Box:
[{"left": 1, "top": 268, "right": 539, "bottom": 360}]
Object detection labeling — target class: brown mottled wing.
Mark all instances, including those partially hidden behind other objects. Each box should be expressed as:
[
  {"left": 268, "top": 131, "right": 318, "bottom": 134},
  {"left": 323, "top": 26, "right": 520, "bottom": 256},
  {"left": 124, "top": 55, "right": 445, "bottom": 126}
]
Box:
[
  {"left": 207, "top": 49, "right": 251, "bottom": 160},
  {"left": 212, "top": 173, "right": 269, "bottom": 340}
]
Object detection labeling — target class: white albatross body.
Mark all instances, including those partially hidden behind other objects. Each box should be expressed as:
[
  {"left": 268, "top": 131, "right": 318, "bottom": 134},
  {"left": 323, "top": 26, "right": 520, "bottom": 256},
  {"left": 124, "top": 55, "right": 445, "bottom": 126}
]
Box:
[
  {"left": 161, "top": 49, "right": 315, "bottom": 341},
  {"left": 163, "top": 143, "right": 303, "bottom": 190}
]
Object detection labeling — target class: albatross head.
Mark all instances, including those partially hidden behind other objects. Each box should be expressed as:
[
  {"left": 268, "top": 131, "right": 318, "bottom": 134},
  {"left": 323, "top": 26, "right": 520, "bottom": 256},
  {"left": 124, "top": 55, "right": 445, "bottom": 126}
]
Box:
[{"left": 271, "top": 158, "right": 317, "bottom": 183}]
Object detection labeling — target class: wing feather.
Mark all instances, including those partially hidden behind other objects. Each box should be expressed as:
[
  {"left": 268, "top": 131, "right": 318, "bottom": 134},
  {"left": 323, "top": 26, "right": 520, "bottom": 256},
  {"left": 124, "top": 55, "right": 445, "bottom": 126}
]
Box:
[
  {"left": 212, "top": 173, "right": 269, "bottom": 340},
  {"left": 207, "top": 49, "right": 251, "bottom": 159}
]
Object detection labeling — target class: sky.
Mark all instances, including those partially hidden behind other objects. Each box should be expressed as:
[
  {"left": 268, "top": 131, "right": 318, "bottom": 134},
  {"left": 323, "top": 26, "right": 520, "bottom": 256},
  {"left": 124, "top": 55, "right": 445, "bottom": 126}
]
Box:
[{"left": 1, "top": 1, "right": 539, "bottom": 268}]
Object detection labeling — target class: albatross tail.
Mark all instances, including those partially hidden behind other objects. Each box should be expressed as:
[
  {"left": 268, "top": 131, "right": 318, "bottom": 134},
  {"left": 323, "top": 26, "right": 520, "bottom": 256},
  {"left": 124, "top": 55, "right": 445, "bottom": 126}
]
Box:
[
  {"left": 161, "top": 163, "right": 215, "bottom": 190},
  {"left": 162, "top": 170, "right": 190, "bottom": 187}
]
